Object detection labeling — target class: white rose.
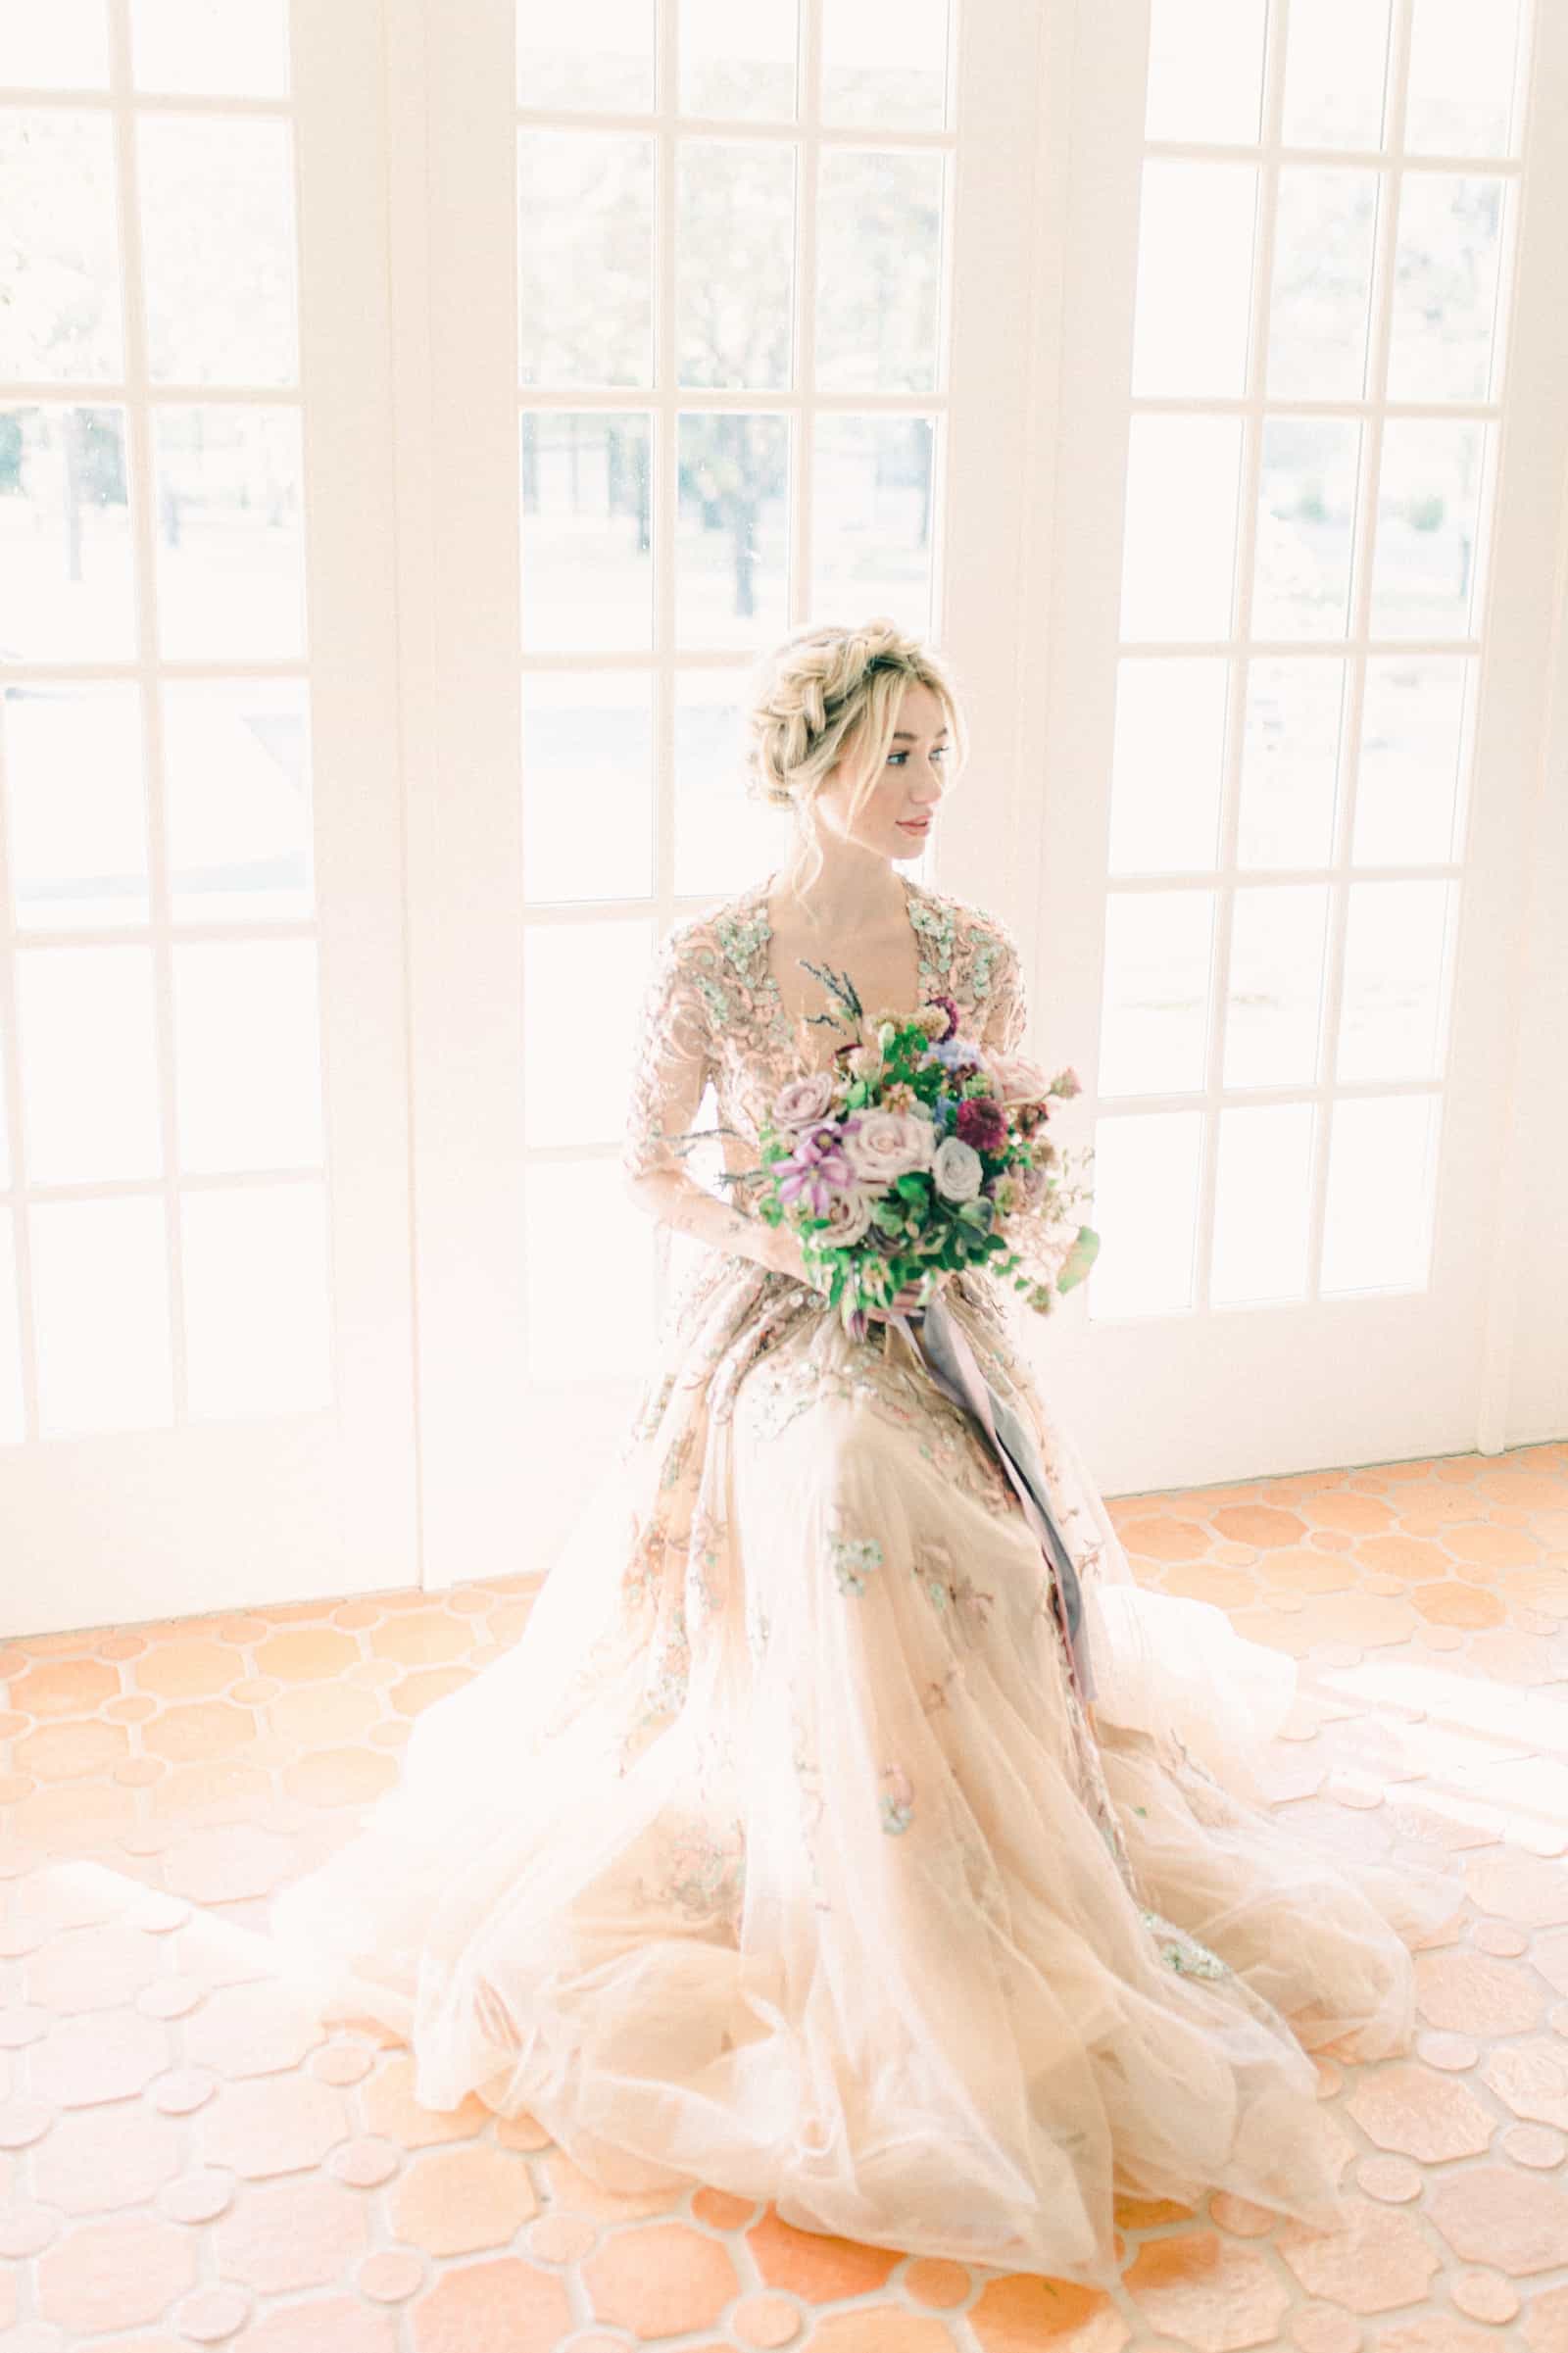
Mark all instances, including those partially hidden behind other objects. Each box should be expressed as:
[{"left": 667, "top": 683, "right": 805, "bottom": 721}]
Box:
[{"left": 931, "top": 1135, "right": 983, "bottom": 1202}]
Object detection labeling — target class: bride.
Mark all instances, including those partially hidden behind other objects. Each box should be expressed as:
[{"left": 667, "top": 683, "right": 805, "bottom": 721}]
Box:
[{"left": 271, "top": 615, "right": 1461, "bottom": 2286}]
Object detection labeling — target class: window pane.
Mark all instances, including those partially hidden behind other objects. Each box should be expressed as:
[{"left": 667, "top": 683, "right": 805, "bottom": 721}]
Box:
[
  {"left": 525, "top": 1159, "right": 656, "bottom": 1382},
  {"left": 1212, "top": 1103, "right": 1315, "bottom": 1305},
  {"left": 517, "top": 0, "right": 655, "bottom": 112},
  {"left": 1223, "top": 885, "right": 1330, "bottom": 1089},
  {"left": 521, "top": 411, "right": 652, "bottom": 652},
  {"left": 674, "top": 667, "right": 789, "bottom": 897},
  {"left": 163, "top": 678, "right": 314, "bottom": 923},
  {"left": 681, "top": 0, "right": 799, "bottom": 121},
  {"left": 1238, "top": 658, "right": 1346, "bottom": 870},
  {"left": 676, "top": 411, "right": 790, "bottom": 650},
  {"left": 1145, "top": 0, "right": 1266, "bottom": 143},
  {"left": 31, "top": 1196, "right": 173, "bottom": 1437},
  {"left": 523, "top": 919, "right": 653, "bottom": 1147},
  {"left": 1108, "top": 658, "right": 1227, "bottom": 875},
  {"left": 1352, "top": 656, "right": 1475, "bottom": 868},
  {"left": 521, "top": 671, "right": 654, "bottom": 904},
  {"left": 1336, "top": 879, "right": 1457, "bottom": 1085},
  {"left": 1131, "top": 161, "right": 1256, "bottom": 400},
  {"left": 1084, "top": 1109, "right": 1203, "bottom": 1319},
  {"left": 1120, "top": 415, "right": 1241, "bottom": 642},
  {"left": 129, "top": 0, "right": 290, "bottom": 98},
  {"left": 1251, "top": 417, "right": 1361, "bottom": 642},
  {"left": 1404, "top": 0, "right": 1530, "bottom": 158},
  {"left": 0, "top": 5, "right": 110, "bottom": 88},
  {"left": 816, "top": 147, "right": 945, "bottom": 396},
  {"left": 182, "top": 1181, "right": 331, "bottom": 1417},
  {"left": 1369, "top": 419, "right": 1490, "bottom": 642},
  {"left": 1266, "top": 169, "right": 1378, "bottom": 404},
  {"left": 138, "top": 115, "right": 299, "bottom": 387},
  {"left": 1387, "top": 174, "right": 1507, "bottom": 407},
  {"left": 1099, "top": 891, "right": 1215, "bottom": 1097},
  {"left": 18, "top": 945, "right": 162, "bottom": 1184},
  {"left": 517, "top": 130, "right": 654, "bottom": 391},
  {"left": 0, "top": 407, "right": 135, "bottom": 662},
  {"left": 0, "top": 110, "right": 122, "bottom": 381},
  {"left": 822, "top": 0, "right": 950, "bottom": 131},
  {"left": 3, "top": 684, "right": 148, "bottom": 932},
  {"left": 1321, "top": 1095, "right": 1441, "bottom": 1294},
  {"left": 812, "top": 414, "right": 936, "bottom": 639},
  {"left": 152, "top": 405, "right": 307, "bottom": 659},
  {"left": 676, "top": 142, "right": 796, "bottom": 390},
  {"left": 172, "top": 940, "right": 323, "bottom": 1172},
  {"left": 1280, "top": 0, "right": 1393, "bottom": 149}
]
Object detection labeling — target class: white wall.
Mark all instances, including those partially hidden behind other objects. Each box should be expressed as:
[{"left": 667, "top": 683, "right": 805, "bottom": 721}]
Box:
[{"left": 1504, "top": 541, "right": 1568, "bottom": 1446}]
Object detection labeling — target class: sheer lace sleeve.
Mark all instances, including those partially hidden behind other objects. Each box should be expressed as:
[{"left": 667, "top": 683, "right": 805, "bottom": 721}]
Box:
[
  {"left": 980, "top": 917, "right": 1028, "bottom": 1056},
  {"left": 621, "top": 917, "right": 782, "bottom": 1272}
]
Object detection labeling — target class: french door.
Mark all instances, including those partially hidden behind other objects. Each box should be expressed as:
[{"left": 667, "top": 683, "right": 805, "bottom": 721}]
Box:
[
  {"left": 1025, "top": 0, "right": 1568, "bottom": 1495},
  {"left": 0, "top": 1, "right": 416, "bottom": 1634}
]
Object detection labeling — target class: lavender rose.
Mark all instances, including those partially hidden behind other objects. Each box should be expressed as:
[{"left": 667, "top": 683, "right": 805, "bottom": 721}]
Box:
[
  {"left": 987, "top": 1052, "right": 1051, "bottom": 1106},
  {"left": 817, "top": 1188, "right": 875, "bottom": 1247},
  {"left": 842, "top": 1109, "right": 934, "bottom": 1186},
  {"left": 931, "top": 1135, "right": 983, "bottom": 1203},
  {"left": 771, "top": 1070, "right": 837, "bottom": 1127}
]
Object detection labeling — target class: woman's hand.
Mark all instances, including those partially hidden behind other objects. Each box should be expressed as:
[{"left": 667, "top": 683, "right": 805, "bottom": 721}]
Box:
[{"left": 759, "top": 1223, "right": 814, "bottom": 1285}]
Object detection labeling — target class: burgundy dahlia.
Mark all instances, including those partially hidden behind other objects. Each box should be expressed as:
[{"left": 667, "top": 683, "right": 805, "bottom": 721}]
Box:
[{"left": 956, "top": 1096, "right": 1007, "bottom": 1154}]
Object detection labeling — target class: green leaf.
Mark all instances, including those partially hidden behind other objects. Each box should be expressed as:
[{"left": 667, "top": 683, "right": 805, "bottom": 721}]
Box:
[{"left": 1054, "top": 1225, "right": 1102, "bottom": 1294}]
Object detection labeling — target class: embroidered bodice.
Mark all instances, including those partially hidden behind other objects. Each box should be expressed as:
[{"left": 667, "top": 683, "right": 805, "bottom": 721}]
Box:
[{"left": 621, "top": 868, "right": 1028, "bottom": 1224}]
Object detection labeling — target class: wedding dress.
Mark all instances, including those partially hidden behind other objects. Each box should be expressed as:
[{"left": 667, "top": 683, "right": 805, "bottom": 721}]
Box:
[{"left": 270, "top": 867, "right": 1462, "bottom": 2287}]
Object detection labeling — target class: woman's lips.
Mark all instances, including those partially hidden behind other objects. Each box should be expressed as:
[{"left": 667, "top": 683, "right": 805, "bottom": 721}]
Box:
[{"left": 898, "top": 817, "right": 931, "bottom": 832}]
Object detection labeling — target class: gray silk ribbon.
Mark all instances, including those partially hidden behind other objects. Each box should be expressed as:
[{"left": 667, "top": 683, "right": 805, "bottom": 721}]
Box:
[{"left": 889, "top": 1288, "right": 1097, "bottom": 1707}]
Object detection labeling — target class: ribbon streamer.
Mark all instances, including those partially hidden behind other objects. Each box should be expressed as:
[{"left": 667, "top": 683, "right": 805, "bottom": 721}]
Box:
[{"left": 888, "top": 1290, "right": 1097, "bottom": 1710}]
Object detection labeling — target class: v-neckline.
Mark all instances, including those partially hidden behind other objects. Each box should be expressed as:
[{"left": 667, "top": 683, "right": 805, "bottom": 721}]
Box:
[{"left": 754, "top": 867, "right": 930, "bottom": 1036}]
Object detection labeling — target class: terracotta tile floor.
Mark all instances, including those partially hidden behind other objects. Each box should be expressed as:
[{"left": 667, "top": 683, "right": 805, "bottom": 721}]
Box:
[{"left": 4, "top": 1441, "right": 1568, "bottom": 2351}]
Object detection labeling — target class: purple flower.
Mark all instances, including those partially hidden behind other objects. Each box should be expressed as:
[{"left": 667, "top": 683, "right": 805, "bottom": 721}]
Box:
[
  {"left": 925, "top": 991, "right": 961, "bottom": 1043},
  {"left": 775, "top": 1121, "right": 858, "bottom": 1219}
]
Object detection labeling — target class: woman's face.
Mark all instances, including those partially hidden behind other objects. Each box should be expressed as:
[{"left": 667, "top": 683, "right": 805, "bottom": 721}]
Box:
[{"left": 812, "top": 680, "right": 951, "bottom": 860}]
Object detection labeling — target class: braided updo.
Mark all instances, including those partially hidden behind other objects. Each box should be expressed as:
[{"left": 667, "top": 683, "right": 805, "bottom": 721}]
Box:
[{"left": 741, "top": 616, "right": 968, "bottom": 904}]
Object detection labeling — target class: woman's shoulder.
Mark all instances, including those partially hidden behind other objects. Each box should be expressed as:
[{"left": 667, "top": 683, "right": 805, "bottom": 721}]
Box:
[
  {"left": 643, "top": 881, "right": 770, "bottom": 1034},
  {"left": 906, "top": 873, "right": 1022, "bottom": 960},
  {"left": 662, "top": 875, "right": 768, "bottom": 966}
]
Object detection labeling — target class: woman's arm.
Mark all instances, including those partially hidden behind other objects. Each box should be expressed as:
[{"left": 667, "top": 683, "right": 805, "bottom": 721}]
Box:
[
  {"left": 980, "top": 916, "right": 1029, "bottom": 1056},
  {"left": 620, "top": 919, "right": 797, "bottom": 1276}
]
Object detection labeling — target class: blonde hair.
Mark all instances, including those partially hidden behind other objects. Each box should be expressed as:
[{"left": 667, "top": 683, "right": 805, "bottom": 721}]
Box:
[{"left": 742, "top": 616, "right": 969, "bottom": 907}]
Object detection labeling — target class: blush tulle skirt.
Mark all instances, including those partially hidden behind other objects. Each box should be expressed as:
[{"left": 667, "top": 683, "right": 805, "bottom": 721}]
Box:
[{"left": 270, "top": 1254, "right": 1462, "bottom": 2286}]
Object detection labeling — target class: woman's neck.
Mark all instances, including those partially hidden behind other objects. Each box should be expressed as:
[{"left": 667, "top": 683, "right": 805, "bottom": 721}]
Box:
[{"left": 773, "top": 837, "right": 907, "bottom": 934}]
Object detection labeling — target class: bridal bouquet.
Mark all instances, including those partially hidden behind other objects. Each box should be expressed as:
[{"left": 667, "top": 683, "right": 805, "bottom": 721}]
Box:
[{"left": 751, "top": 962, "right": 1100, "bottom": 1340}]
